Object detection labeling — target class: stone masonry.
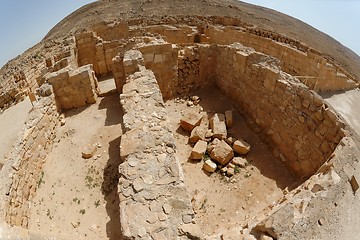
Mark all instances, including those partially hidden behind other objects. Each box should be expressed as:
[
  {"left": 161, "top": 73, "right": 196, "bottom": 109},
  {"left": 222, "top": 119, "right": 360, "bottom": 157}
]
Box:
[{"left": 118, "top": 51, "right": 199, "bottom": 239}]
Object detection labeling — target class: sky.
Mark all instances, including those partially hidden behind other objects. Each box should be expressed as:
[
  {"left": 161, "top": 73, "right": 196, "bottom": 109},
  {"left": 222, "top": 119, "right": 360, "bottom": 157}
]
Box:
[{"left": 0, "top": 1, "right": 359, "bottom": 68}]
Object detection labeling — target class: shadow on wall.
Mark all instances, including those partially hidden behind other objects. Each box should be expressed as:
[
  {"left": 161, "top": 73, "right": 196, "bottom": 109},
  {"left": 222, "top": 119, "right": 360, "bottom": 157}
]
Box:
[{"left": 98, "top": 94, "right": 123, "bottom": 126}]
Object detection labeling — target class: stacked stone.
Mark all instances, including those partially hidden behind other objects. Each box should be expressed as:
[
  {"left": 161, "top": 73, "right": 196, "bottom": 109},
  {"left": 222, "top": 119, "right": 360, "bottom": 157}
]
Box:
[
  {"left": 0, "top": 93, "right": 59, "bottom": 228},
  {"left": 118, "top": 51, "right": 201, "bottom": 239}
]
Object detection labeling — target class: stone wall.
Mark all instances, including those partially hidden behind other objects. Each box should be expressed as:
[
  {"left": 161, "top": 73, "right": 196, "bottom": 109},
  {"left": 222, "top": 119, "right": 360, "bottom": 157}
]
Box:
[
  {"left": 204, "top": 25, "right": 357, "bottom": 92},
  {"left": 46, "top": 65, "right": 99, "bottom": 111},
  {"left": 213, "top": 43, "right": 345, "bottom": 178},
  {"left": 0, "top": 92, "right": 59, "bottom": 228},
  {"left": 118, "top": 50, "right": 200, "bottom": 239}
]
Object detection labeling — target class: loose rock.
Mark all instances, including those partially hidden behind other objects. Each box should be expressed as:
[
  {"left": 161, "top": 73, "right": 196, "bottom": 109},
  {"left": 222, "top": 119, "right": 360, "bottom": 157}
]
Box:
[
  {"left": 203, "top": 159, "right": 217, "bottom": 173},
  {"left": 180, "top": 112, "right": 203, "bottom": 132},
  {"left": 82, "top": 143, "right": 97, "bottom": 159},
  {"left": 232, "top": 157, "right": 248, "bottom": 168},
  {"left": 209, "top": 140, "right": 234, "bottom": 165},
  {"left": 225, "top": 110, "right": 233, "bottom": 128},
  {"left": 210, "top": 113, "right": 227, "bottom": 140},
  {"left": 190, "top": 140, "right": 207, "bottom": 160},
  {"left": 233, "top": 139, "right": 251, "bottom": 155}
]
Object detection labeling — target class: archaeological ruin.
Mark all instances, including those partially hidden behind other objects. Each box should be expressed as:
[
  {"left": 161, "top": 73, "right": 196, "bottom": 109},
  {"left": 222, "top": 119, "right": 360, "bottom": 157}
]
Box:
[{"left": 1, "top": 0, "right": 360, "bottom": 239}]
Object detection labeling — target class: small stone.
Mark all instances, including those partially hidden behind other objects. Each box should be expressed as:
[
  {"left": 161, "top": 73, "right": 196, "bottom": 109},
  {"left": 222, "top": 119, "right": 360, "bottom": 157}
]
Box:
[
  {"left": 233, "top": 139, "right": 251, "bottom": 155},
  {"left": 190, "top": 140, "right": 207, "bottom": 160},
  {"left": 225, "top": 136, "right": 236, "bottom": 145},
  {"left": 190, "top": 125, "right": 207, "bottom": 143},
  {"left": 203, "top": 159, "right": 217, "bottom": 173},
  {"left": 182, "top": 214, "right": 193, "bottom": 224},
  {"left": 187, "top": 101, "right": 194, "bottom": 107},
  {"left": 227, "top": 167, "right": 235, "bottom": 176},
  {"left": 60, "top": 118, "right": 66, "bottom": 126},
  {"left": 137, "top": 227, "right": 147, "bottom": 237},
  {"left": 180, "top": 113, "right": 203, "bottom": 132},
  {"left": 179, "top": 223, "right": 203, "bottom": 239},
  {"left": 225, "top": 110, "right": 233, "bottom": 128},
  {"left": 82, "top": 144, "right": 97, "bottom": 159},
  {"left": 318, "top": 217, "right": 325, "bottom": 226},
  {"left": 260, "top": 234, "right": 274, "bottom": 240},
  {"left": 205, "top": 129, "right": 213, "bottom": 139},
  {"left": 133, "top": 178, "right": 144, "bottom": 192},
  {"left": 220, "top": 167, "right": 227, "bottom": 173},
  {"left": 96, "top": 142, "right": 102, "bottom": 148},
  {"left": 163, "top": 203, "right": 172, "bottom": 214},
  {"left": 227, "top": 163, "right": 235, "bottom": 168},
  {"left": 232, "top": 157, "right": 247, "bottom": 167}
]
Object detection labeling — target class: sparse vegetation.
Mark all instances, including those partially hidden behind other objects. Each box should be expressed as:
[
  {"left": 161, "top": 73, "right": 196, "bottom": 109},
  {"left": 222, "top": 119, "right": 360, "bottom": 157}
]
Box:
[
  {"left": 79, "top": 209, "right": 86, "bottom": 215},
  {"left": 94, "top": 200, "right": 100, "bottom": 208},
  {"left": 38, "top": 171, "right": 45, "bottom": 187}
]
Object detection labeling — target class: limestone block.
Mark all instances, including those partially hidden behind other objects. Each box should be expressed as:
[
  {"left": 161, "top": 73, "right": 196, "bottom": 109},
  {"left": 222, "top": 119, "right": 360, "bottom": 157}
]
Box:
[
  {"left": 180, "top": 113, "right": 203, "bottom": 132},
  {"left": 190, "top": 140, "right": 207, "bottom": 160},
  {"left": 189, "top": 124, "right": 207, "bottom": 143},
  {"left": 203, "top": 159, "right": 217, "bottom": 173},
  {"left": 225, "top": 110, "right": 233, "bottom": 128},
  {"left": 210, "top": 113, "right": 227, "bottom": 140},
  {"left": 233, "top": 139, "right": 251, "bottom": 155},
  {"left": 210, "top": 140, "right": 234, "bottom": 165}
]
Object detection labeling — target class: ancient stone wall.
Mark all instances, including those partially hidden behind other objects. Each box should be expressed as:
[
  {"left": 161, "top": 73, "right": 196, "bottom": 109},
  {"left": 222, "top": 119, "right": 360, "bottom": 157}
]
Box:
[
  {"left": 0, "top": 91, "right": 59, "bottom": 228},
  {"left": 118, "top": 51, "right": 200, "bottom": 239},
  {"left": 204, "top": 25, "right": 356, "bottom": 92},
  {"left": 213, "top": 43, "right": 345, "bottom": 178},
  {"left": 46, "top": 65, "right": 99, "bottom": 111}
]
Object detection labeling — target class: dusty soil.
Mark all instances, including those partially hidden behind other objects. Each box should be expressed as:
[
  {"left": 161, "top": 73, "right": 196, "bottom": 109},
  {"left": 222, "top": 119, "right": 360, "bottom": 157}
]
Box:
[
  {"left": 165, "top": 85, "right": 296, "bottom": 235},
  {"left": 28, "top": 94, "right": 123, "bottom": 240},
  {"left": 0, "top": 98, "right": 32, "bottom": 165}
]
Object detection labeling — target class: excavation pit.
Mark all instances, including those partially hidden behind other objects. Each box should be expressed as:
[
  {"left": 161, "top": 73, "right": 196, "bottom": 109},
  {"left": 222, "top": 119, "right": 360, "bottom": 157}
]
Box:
[{"left": 165, "top": 85, "right": 297, "bottom": 234}]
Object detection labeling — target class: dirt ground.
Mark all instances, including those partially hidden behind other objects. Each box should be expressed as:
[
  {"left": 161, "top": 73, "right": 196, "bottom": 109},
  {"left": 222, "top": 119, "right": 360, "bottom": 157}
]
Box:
[
  {"left": 165, "top": 85, "right": 296, "bottom": 235},
  {"left": 28, "top": 94, "right": 123, "bottom": 240},
  {"left": 0, "top": 98, "right": 32, "bottom": 166}
]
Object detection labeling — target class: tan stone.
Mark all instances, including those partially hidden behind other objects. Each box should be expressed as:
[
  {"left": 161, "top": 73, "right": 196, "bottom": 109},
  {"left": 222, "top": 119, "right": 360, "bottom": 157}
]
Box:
[
  {"left": 260, "top": 234, "right": 274, "bottom": 240},
  {"left": 233, "top": 139, "right": 251, "bottom": 155},
  {"left": 210, "top": 113, "right": 227, "bottom": 139},
  {"left": 180, "top": 113, "right": 203, "bottom": 132},
  {"left": 189, "top": 125, "right": 207, "bottom": 143},
  {"left": 232, "top": 157, "right": 247, "bottom": 167},
  {"left": 225, "top": 110, "right": 233, "bottom": 128},
  {"left": 203, "top": 159, "right": 217, "bottom": 173},
  {"left": 190, "top": 140, "right": 207, "bottom": 160},
  {"left": 82, "top": 144, "right": 97, "bottom": 159},
  {"left": 209, "top": 140, "right": 234, "bottom": 165}
]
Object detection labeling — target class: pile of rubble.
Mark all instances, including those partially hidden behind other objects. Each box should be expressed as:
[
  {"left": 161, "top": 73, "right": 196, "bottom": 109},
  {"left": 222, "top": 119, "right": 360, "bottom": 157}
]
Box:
[{"left": 180, "top": 109, "right": 251, "bottom": 177}]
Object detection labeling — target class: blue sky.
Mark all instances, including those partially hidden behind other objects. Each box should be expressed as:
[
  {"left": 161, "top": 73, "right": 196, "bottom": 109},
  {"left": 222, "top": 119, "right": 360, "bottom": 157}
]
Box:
[{"left": 0, "top": 1, "right": 359, "bottom": 68}]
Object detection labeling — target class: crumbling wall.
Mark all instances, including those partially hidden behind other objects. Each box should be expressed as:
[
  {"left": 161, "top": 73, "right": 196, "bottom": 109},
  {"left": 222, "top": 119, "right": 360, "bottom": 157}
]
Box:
[
  {"left": 214, "top": 43, "right": 345, "bottom": 178},
  {"left": 117, "top": 50, "right": 200, "bottom": 239},
  {"left": 46, "top": 65, "right": 99, "bottom": 111},
  {"left": 0, "top": 90, "right": 59, "bottom": 228},
  {"left": 204, "top": 26, "right": 357, "bottom": 92}
]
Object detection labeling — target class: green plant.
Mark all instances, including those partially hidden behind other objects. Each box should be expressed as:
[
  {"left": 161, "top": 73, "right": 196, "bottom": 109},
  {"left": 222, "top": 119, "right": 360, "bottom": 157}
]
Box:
[
  {"left": 94, "top": 200, "right": 100, "bottom": 208},
  {"left": 46, "top": 209, "right": 53, "bottom": 220},
  {"left": 234, "top": 165, "right": 241, "bottom": 174},
  {"left": 202, "top": 152, "right": 210, "bottom": 161},
  {"left": 79, "top": 209, "right": 86, "bottom": 215},
  {"left": 73, "top": 197, "right": 81, "bottom": 204}
]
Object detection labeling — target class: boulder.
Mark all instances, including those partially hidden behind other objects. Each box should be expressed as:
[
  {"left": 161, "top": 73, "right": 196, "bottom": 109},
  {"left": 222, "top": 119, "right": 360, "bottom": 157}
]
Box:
[
  {"left": 225, "top": 110, "right": 233, "bottom": 128},
  {"left": 180, "top": 113, "right": 203, "bottom": 132},
  {"left": 82, "top": 144, "right": 97, "bottom": 159},
  {"left": 190, "top": 140, "right": 207, "bottom": 160},
  {"left": 232, "top": 157, "right": 248, "bottom": 168},
  {"left": 210, "top": 113, "right": 227, "bottom": 140},
  {"left": 209, "top": 140, "right": 234, "bottom": 165},
  {"left": 203, "top": 159, "right": 217, "bottom": 173},
  {"left": 233, "top": 139, "right": 251, "bottom": 155},
  {"left": 207, "top": 138, "right": 221, "bottom": 153}
]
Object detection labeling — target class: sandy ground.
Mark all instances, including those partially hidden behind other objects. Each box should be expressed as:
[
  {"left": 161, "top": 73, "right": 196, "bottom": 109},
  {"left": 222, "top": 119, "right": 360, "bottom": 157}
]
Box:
[
  {"left": 165, "top": 86, "right": 296, "bottom": 235},
  {"left": 29, "top": 94, "right": 123, "bottom": 240},
  {"left": 0, "top": 98, "right": 32, "bottom": 165},
  {"left": 323, "top": 89, "right": 360, "bottom": 134}
]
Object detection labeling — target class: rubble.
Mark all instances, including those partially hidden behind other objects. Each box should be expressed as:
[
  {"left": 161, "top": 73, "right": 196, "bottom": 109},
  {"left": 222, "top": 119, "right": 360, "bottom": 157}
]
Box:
[
  {"left": 210, "top": 113, "right": 227, "bottom": 140},
  {"left": 190, "top": 140, "right": 207, "bottom": 160},
  {"left": 209, "top": 140, "right": 234, "bottom": 165},
  {"left": 233, "top": 139, "right": 251, "bottom": 155},
  {"left": 203, "top": 159, "right": 217, "bottom": 173},
  {"left": 180, "top": 112, "right": 203, "bottom": 132}
]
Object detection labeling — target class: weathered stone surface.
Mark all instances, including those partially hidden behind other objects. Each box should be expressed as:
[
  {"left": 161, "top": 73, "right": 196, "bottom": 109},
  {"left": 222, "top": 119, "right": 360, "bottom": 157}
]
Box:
[
  {"left": 190, "top": 125, "right": 207, "bottom": 143},
  {"left": 225, "top": 110, "right": 233, "bottom": 128},
  {"left": 232, "top": 157, "right": 247, "bottom": 168},
  {"left": 190, "top": 140, "right": 207, "bottom": 160},
  {"left": 180, "top": 113, "right": 203, "bottom": 132},
  {"left": 210, "top": 113, "right": 227, "bottom": 139},
  {"left": 82, "top": 144, "right": 97, "bottom": 159},
  {"left": 260, "top": 234, "right": 274, "bottom": 240},
  {"left": 179, "top": 223, "right": 204, "bottom": 239},
  {"left": 209, "top": 140, "right": 234, "bottom": 165},
  {"left": 203, "top": 159, "right": 217, "bottom": 173},
  {"left": 233, "top": 139, "right": 251, "bottom": 155}
]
